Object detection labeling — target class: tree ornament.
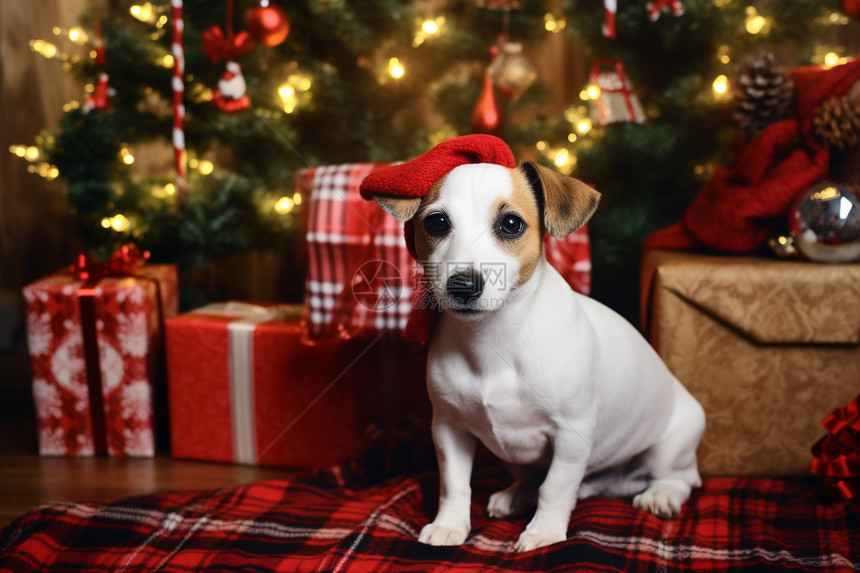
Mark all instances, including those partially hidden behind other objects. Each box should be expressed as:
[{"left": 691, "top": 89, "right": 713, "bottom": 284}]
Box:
[
  {"left": 733, "top": 51, "right": 795, "bottom": 139},
  {"left": 603, "top": 0, "right": 616, "bottom": 38},
  {"left": 488, "top": 39, "right": 537, "bottom": 100},
  {"left": 590, "top": 59, "right": 645, "bottom": 124},
  {"left": 205, "top": 0, "right": 253, "bottom": 113},
  {"left": 472, "top": 71, "right": 503, "bottom": 135},
  {"left": 201, "top": 25, "right": 254, "bottom": 62},
  {"left": 213, "top": 61, "right": 251, "bottom": 112},
  {"left": 83, "top": 72, "right": 115, "bottom": 113},
  {"left": 813, "top": 82, "right": 860, "bottom": 152},
  {"left": 842, "top": 0, "right": 860, "bottom": 19},
  {"left": 647, "top": 0, "right": 684, "bottom": 21},
  {"left": 83, "top": 16, "right": 113, "bottom": 114},
  {"left": 788, "top": 181, "right": 860, "bottom": 263},
  {"left": 246, "top": 1, "right": 290, "bottom": 47}
]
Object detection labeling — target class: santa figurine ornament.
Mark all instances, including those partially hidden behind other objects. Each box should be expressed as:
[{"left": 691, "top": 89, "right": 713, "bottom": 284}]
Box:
[
  {"left": 83, "top": 72, "right": 116, "bottom": 113},
  {"left": 213, "top": 61, "right": 251, "bottom": 112},
  {"left": 202, "top": 0, "right": 255, "bottom": 112}
]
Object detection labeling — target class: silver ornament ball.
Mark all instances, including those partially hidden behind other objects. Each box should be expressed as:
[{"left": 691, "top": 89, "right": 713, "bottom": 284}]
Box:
[{"left": 788, "top": 181, "right": 860, "bottom": 263}]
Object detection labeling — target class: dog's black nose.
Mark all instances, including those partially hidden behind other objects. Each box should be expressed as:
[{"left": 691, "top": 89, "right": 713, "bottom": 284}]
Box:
[{"left": 447, "top": 271, "right": 484, "bottom": 306}]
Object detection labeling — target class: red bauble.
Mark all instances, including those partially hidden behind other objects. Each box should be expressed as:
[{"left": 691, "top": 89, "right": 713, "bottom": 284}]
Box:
[
  {"left": 842, "top": 0, "right": 860, "bottom": 18},
  {"left": 246, "top": 2, "right": 290, "bottom": 47},
  {"left": 471, "top": 72, "right": 503, "bottom": 135}
]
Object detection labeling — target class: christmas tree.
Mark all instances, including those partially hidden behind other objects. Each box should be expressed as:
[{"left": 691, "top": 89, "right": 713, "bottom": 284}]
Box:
[{"left": 14, "top": 0, "right": 860, "bottom": 318}]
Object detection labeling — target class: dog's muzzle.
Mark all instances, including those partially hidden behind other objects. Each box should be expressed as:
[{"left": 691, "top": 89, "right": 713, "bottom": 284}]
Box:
[{"left": 447, "top": 271, "right": 484, "bottom": 308}]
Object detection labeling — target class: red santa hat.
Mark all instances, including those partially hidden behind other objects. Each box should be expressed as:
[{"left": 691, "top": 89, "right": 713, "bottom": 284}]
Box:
[
  {"left": 360, "top": 134, "right": 516, "bottom": 202},
  {"left": 359, "top": 134, "right": 517, "bottom": 347}
]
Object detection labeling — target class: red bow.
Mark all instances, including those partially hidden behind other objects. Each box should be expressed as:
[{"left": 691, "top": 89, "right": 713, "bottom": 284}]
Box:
[
  {"left": 810, "top": 394, "right": 860, "bottom": 501},
  {"left": 71, "top": 245, "right": 151, "bottom": 281},
  {"left": 201, "top": 25, "right": 255, "bottom": 63}
]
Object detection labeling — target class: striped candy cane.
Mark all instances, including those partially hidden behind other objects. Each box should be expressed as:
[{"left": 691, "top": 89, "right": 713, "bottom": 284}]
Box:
[
  {"left": 603, "top": 0, "right": 616, "bottom": 38},
  {"left": 171, "top": 0, "right": 187, "bottom": 197}
]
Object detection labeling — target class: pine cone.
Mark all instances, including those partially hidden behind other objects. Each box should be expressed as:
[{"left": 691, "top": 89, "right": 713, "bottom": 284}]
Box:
[
  {"left": 813, "top": 82, "right": 860, "bottom": 152},
  {"left": 733, "top": 51, "right": 795, "bottom": 138}
]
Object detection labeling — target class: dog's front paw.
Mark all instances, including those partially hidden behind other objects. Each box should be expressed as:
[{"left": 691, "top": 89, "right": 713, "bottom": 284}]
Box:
[
  {"left": 514, "top": 527, "right": 566, "bottom": 552},
  {"left": 418, "top": 522, "right": 470, "bottom": 546},
  {"left": 633, "top": 480, "right": 689, "bottom": 519}
]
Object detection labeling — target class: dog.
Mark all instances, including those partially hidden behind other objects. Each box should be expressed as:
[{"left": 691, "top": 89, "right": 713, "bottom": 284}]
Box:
[{"left": 361, "top": 137, "right": 706, "bottom": 552}]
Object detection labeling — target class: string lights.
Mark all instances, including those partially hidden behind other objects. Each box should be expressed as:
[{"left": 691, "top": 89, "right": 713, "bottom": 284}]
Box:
[
  {"left": 277, "top": 70, "right": 312, "bottom": 114},
  {"left": 712, "top": 74, "right": 729, "bottom": 98},
  {"left": 413, "top": 17, "right": 445, "bottom": 46},
  {"left": 544, "top": 13, "right": 566, "bottom": 33},
  {"left": 388, "top": 57, "right": 405, "bottom": 79}
]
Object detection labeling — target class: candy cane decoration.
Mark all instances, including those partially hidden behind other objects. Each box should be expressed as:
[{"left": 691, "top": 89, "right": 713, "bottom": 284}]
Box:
[
  {"left": 603, "top": 0, "right": 616, "bottom": 38},
  {"left": 171, "top": 0, "right": 187, "bottom": 198},
  {"left": 647, "top": 0, "right": 684, "bottom": 21}
]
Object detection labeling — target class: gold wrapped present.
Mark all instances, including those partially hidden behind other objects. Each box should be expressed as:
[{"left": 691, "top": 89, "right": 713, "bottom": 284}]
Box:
[{"left": 641, "top": 250, "right": 860, "bottom": 476}]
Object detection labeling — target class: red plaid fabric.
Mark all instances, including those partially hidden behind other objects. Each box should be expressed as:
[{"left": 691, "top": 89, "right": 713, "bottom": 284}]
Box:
[
  {"left": 1, "top": 468, "right": 857, "bottom": 572},
  {"left": 297, "top": 164, "right": 592, "bottom": 340},
  {"left": 298, "top": 163, "right": 414, "bottom": 339}
]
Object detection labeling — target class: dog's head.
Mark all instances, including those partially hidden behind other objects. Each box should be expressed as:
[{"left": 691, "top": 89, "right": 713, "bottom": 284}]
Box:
[{"left": 368, "top": 161, "right": 600, "bottom": 320}]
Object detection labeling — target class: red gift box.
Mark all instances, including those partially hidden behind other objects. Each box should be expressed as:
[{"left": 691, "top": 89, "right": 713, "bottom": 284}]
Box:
[
  {"left": 22, "top": 264, "right": 178, "bottom": 457},
  {"left": 166, "top": 302, "right": 385, "bottom": 468}
]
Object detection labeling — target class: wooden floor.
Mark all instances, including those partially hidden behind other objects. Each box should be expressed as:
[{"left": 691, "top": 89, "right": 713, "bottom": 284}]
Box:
[{"left": 0, "top": 343, "right": 295, "bottom": 528}]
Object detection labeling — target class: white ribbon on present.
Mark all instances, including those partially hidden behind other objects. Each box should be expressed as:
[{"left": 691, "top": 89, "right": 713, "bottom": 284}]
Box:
[{"left": 191, "top": 302, "right": 297, "bottom": 464}]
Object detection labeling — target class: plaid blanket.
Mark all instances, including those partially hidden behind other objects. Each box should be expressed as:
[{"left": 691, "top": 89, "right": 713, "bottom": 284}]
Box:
[{"left": 1, "top": 463, "right": 858, "bottom": 572}]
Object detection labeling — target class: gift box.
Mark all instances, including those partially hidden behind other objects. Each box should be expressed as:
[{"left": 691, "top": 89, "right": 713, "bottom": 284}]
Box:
[
  {"left": 590, "top": 59, "right": 645, "bottom": 125},
  {"left": 22, "top": 260, "right": 178, "bottom": 457},
  {"left": 166, "top": 302, "right": 396, "bottom": 468},
  {"left": 641, "top": 249, "right": 860, "bottom": 476},
  {"left": 296, "top": 163, "right": 593, "bottom": 341}
]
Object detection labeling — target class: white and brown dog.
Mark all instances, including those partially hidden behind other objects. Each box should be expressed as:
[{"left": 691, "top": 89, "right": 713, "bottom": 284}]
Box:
[{"left": 360, "top": 135, "right": 705, "bottom": 552}]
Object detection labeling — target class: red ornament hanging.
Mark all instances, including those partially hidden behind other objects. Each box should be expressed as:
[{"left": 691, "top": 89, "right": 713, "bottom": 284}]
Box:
[
  {"left": 206, "top": 0, "right": 253, "bottom": 113},
  {"left": 647, "top": 0, "right": 684, "bottom": 21},
  {"left": 472, "top": 71, "right": 503, "bottom": 135},
  {"left": 246, "top": 1, "right": 291, "bottom": 47},
  {"left": 213, "top": 61, "right": 251, "bottom": 112},
  {"left": 83, "top": 16, "right": 114, "bottom": 113},
  {"left": 842, "top": 0, "right": 860, "bottom": 19},
  {"left": 84, "top": 72, "right": 116, "bottom": 113}
]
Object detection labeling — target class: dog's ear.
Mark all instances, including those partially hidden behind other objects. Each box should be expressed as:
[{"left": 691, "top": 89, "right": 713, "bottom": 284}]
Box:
[
  {"left": 370, "top": 195, "right": 422, "bottom": 221},
  {"left": 521, "top": 160, "right": 600, "bottom": 239}
]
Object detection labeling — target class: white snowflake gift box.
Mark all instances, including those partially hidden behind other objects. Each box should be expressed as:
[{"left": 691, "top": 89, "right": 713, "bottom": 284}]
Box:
[{"left": 22, "top": 251, "right": 178, "bottom": 457}]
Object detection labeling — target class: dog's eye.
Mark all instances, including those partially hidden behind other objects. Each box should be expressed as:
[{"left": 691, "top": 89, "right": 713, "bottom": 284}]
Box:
[
  {"left": 497, "top": 214, "right": 526, "bottom": 238},
  {"left": 424, "top": 212, "right": 451, "bottom": 236}
]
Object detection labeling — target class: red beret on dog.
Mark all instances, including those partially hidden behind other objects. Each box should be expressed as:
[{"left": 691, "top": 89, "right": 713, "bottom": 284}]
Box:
[
  {"left": 359, "top": 134, "right": 516, "bottom": 201},
  {"left": 360, "top": 134, "right": 517, "bottom": 261}
]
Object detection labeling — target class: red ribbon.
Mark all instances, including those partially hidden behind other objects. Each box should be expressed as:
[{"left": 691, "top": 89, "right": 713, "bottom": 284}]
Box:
[
  {"left": 810, "top": 394, "right": 860, "bottom": 501},
  {"left": 71, "top": 245, "right": 154, "bottom": 456},
  {"left": 201, "top": 25, "right": 255, "bottom": 63},
  {"left": 70, "top": 244, "right": 150, "bottom": 281}
]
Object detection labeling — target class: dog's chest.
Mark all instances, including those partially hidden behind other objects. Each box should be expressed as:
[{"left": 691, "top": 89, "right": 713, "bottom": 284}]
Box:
[{"left": 433, "top": 363, "right": 553, "bottom": 466}]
